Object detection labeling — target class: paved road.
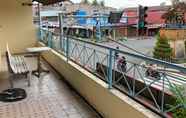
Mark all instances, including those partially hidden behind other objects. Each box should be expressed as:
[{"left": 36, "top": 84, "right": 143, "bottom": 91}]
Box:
[
  {"left": 98, "top": 37, "right": 156, "bottom": 64},
  {"left": 100, "top": 37, "right": 156, "bottom": 56}
]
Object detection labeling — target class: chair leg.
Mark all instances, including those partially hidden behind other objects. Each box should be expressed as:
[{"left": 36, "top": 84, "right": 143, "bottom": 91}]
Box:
[
  {"left": 27, "top": 72, "right": 31, "bottom": 87},
  {"left": 9, "top": 74, "right": 14, "bottom": 88}
]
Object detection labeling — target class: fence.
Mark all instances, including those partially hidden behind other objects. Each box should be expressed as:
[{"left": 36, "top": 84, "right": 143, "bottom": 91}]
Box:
[{"left": 39, "top": 28, "right": 186, "bottom": 117}]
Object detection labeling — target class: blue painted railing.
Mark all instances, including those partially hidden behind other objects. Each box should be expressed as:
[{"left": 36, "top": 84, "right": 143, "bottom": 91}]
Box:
[{"left": 38, "top": 28, "right": 186, "bottom": 117}]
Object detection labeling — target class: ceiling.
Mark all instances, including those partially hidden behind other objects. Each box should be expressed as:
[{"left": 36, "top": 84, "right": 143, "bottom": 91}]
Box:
[{"left": 33, "top": 0, "right": 69, "bottom": 5}]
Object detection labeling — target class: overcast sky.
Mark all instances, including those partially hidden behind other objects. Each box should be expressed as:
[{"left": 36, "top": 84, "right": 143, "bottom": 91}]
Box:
[{"left": 71, "top": 0, "right": 172, "bottom": 9}]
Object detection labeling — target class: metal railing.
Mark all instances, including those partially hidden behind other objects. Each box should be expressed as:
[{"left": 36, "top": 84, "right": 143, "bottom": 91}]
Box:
[{"left": 39, "top": 28, "right": 186, "bottom": 117}]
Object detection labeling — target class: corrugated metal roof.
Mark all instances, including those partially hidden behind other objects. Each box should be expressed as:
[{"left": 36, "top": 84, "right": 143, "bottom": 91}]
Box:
[
  {"left": 123, "top": 5, "right": 186, "bottom": 26},
  {"left": 33, "top": 0, "right": 69, "bottom": 5},
  {"left": 124, "top": 5, "right": 170, "bottom": 12}
]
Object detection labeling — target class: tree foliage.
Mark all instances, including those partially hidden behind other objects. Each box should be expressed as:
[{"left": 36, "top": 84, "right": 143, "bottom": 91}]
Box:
[
  {"left": 81, "top": 0, "right": 89, "bottom": 4},
  {"left": 100, "top": 0, "right": 105, "bottom": 7},
  {"left": 92, "top": 0, "right": 98, "bottom": 6},
  {"left": 153, "top": 34, "right": 172, "bottom": 61},
  {"left": 171, "top": 0, "right": 180, "bottom": 5},
  {"left": 162, "top": 0, "right": 186, "bottom": 24},
  {"left": 167, "top": 85, "right": 186, "bottom": 118}
]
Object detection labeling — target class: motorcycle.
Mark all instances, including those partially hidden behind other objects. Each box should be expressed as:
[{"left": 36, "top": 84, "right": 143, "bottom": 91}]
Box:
[{"left": 145, "top": 68, "right": 161, "bottom": 80}]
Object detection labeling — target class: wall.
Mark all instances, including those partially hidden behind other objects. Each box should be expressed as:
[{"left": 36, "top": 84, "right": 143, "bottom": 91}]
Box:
[
  {"left": 160, "top": 29, "right": 186, "bottom": 58},
  {"left": 39, "top": 43, "right": 160, "bottom": 118},
  {"left": 0, "top": 0, "right": 36, "bottom": 55},
  {"left": 160, "top": 29, "right": 186, "bottom": 41}
]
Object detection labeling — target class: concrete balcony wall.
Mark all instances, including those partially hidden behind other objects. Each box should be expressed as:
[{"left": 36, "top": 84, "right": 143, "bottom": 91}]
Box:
[
  {"left": 0, "top": 0, "right": 36, "bottom": 55},
  {"left": 38, "top": 42, "right": 160, "bottom": 118}
]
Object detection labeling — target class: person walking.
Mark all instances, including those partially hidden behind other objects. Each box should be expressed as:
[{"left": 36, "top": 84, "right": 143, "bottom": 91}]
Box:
[{"left": 117, "top": 56, "right": 127, "bottom": 72}]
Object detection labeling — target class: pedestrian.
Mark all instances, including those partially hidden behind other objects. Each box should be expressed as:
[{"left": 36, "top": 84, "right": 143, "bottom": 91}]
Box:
[
  {"left": 117, "top": 56, "right": 127, "bottom": 72},
  {"left": 121, "top": 56, "right": 127, "bottom": 72}
]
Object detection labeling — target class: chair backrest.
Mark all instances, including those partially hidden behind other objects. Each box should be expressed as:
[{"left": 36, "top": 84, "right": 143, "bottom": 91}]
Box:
[{"left": 6, "top": 44, "right": 15, "bottom": 73}]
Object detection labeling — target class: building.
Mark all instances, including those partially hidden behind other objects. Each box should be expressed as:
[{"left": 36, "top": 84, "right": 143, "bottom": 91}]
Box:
[
  {"left": 160, "top": 29, "right": 186, "bottom": 58},
  {"left": 33, "top": 2, "right": 117, "bottom": 39},
  {"left": 40, "top": 10, "right": 62, "bottom": 27},
  {"left": 42, "top": 2, "right": 116, "bottom": 16},
  {"left": 121, "top": 5, "right": 170, "bottom": 37}
]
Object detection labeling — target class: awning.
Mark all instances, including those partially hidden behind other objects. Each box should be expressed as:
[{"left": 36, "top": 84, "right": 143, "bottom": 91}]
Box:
[
  {"left": 33, "top": 0, "right": 69, "bottom": 5},
  {"left": 40, "top": 10, "right": 62, "bottom": 17}
]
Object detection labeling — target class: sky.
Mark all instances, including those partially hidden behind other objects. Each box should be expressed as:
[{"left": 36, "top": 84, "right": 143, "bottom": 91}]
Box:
[{"left": 71, "top": 0, "right": 172, "bottom": 9}]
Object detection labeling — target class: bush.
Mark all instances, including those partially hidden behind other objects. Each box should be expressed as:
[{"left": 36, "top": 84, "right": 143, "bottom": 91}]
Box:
[
  {"left": 167, "top": 85, "right": 186, "bottom": 118},
  {"left": 153, "top": 34, "right": 172, "bottom": 61}
]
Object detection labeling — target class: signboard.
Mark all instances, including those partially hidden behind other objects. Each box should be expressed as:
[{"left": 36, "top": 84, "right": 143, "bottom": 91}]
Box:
[
  {"left": 108, "top": 12, "right": 123, "bottom": 24},
  {"left": 120, "top": 12, "right": 128, "bottom": 23}
]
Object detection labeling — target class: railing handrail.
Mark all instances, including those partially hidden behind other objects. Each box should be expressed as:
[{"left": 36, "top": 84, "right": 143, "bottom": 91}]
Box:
[
  {"left": 40, "top": 28, "right": 186, "bottom": 73},
  {"left": 39, "top": 28, "right": 186, "bottom": 117}
]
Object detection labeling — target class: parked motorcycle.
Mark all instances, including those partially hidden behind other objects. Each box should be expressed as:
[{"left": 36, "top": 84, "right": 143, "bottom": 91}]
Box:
[{"left": 145, "top": 68, "right": 161, "bottom": 80}]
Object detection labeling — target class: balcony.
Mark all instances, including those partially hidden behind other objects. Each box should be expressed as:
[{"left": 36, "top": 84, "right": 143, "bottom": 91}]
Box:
[
  {"left": 0, "top": 0, "right": 186, "bottom": 118},
  {"left": 0, "top": 56, "right": 101, "bottom": 118},
  {"left": 0, "top": 29, "right": 185, "bottom": 118}
]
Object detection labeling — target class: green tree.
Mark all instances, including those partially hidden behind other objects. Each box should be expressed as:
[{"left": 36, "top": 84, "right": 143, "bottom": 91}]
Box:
[
  {"left": 81, "top": 0, "right": 89, "bottom": 4},
  {"left": 171, "top": 0, "right": 180, "bottom": 6},
  {"left": 162, "top": 0, "right": 186, "bottom": 24},
  {"left": 100, "top": 0, "right": 105, "bottom": 7},
  {"left": 167, "top": 85, "right": 186, "bottom": 118},
  {"left": 153, "top": 34, "right": 172, "bottom": 61},
  {"left": 92, "top": 0, "right": 98, "bottom": 6}
]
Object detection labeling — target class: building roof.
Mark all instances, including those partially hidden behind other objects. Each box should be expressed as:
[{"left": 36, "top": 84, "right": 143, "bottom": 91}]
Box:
[
  {"left": 123, "top": 5, "right": 186, "bottom": 27},
  {"left": 124, "top": 5, "right": 170, "bottom": 12},
  {"left": 42, "top": 3, "right": 116, "bottom": 15},
  {"left": 33, "top": 0, "right": 70, "bottom": 5}
]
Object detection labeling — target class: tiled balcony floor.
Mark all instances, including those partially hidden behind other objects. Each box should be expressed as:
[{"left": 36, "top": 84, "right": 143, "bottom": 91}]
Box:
[{"left": 0, "top": 56, "right": 101, "bottom": 118}]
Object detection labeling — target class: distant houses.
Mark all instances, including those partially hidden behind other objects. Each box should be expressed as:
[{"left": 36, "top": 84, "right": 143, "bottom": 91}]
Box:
[
  {"left": 33, "top": 1, "right": 117, "bottom": 39},
  {"left": 120, "top": 6, "right": 170, "bottom": 37}
]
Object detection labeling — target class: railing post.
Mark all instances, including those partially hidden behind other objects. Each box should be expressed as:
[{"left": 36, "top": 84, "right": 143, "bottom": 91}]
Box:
[
  {"left": 83, "top": 43, "right": 86, "bottom": 66},
  {"left": 37, "top": 28, "right": 41, "bottom": 41},
  {"left": 108, "top": 49, "right": 113, "bottom": 89},
  {"left": 59, "top": 13, "right": 64, "bottom": 51},
  {"left": 48, "top": 31, "right": 52, "bottom": 48},
  {"left": 132, "top": 64, "right": 136, "bottom": 96},
  {"left": 161, "top": 69, "right": 166, "bottom": 113},
  {"left": 66, "top": 36, "right": 69, "bottom": 61}
]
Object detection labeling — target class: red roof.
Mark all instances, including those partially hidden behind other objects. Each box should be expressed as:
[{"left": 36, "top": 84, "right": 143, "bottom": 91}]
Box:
[
  {"left": 146, "top": 10, "right": 166, "bottom": 24},
  {"left": 126, "top": 11, "right": 138, "bottom": 25},
  {"left": 123, "top": 6, "right": 170, "bottom": 25}
]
